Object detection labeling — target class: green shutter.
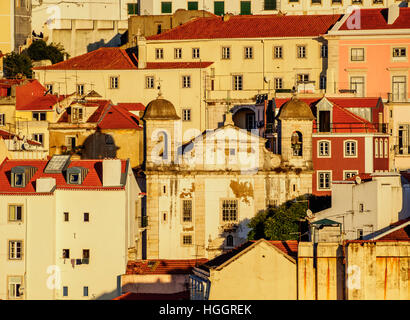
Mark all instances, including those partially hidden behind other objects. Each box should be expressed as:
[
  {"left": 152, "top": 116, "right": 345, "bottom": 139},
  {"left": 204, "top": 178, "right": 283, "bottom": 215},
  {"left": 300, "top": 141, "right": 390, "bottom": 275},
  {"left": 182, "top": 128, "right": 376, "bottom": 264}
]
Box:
[
  {"left": 264, "top": 0, "right": 276, "bottom": 10},
  {"left": 214, "top": 1, "right": 225, "bottom": 16},
  {"left": 240, "top": 1, "right": 251, "bottom": 15},
  {"left": 127, "top": 3, "right": 138, "bottom": 14},
  {"left": 161, "top": 1, "right": 172, "bottom": 13},
  {"left": 187, "top": 1, "right": 198, "bottom": 10}
]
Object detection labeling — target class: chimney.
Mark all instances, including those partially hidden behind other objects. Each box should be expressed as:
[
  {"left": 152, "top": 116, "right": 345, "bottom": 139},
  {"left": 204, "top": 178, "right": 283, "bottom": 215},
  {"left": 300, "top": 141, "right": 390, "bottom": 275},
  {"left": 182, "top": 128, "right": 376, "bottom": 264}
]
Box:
[
  {"left": 102, "top": 159, "right": 122, "bottom": 187},
  {"left": 36, "top": 177, "right": 56, "bottom": 193},
  {"left": 388, "top": 4, "right": 400, "bottom": 25},
  {"left": 136, "top": 30, "right": 147, "bottom": 69}
]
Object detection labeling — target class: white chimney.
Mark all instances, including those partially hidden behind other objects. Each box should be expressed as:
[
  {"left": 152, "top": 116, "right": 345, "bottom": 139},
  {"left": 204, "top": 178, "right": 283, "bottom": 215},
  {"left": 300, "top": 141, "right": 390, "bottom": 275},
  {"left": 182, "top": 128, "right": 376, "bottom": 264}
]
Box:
[
  {"left": 388, "top": 4, "right": 400, "bottom": 25},
  {"left": 36, "top": 177, "right": 56, "bottom": 193},
  {"left": 102, "top": 159, "right": 122, "bottom": 187},
  {"left": 136, "top": 34, "right": 147, "bottom": 69}
]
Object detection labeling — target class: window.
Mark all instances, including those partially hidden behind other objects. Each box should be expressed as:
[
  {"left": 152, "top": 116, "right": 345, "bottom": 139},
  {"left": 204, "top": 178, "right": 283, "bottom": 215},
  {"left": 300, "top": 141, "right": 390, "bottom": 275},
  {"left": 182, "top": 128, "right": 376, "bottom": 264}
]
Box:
[
  {"left": 9, "top": 205, "right": 23, "bottom": 222},
  {"left": 375, "top": 138, "right": 379, "bottom": 157},
  {"left": 214, "top": 1, "right": 225, "bottom": 16},
  {"left": 13, "top": 173, "right": 24, "bottom": 187},
  {"left": 274, "top": 78, "right": 283, "bottom": 90},
  {"left": 344, "top": 140, "right": 357, "bottom": 157},
  {"left": 312, "top": 0, "right": 321, "bottom": 3},
  {"left": 0, "top": 113, "right": 6, "bottom": 126},
  {"left": 155, "top": 48, "right": 164, "bottom": 59},
  {"left": 240, "top": 1, "right": 251, "bottom": 15},
  {"left": 222, "top": 47, "right": 230, "bottom": 59},
  {"left": 233, "top": 75, "right": 243, "bottom": 91},
  {"left": 320, "top": 76, "right": 327, "bottom": 90},
  {"left": 182, "top": 109, "right": 191, "bottom": 121},
  {"left": 146, "top": 76, "right": 155, "bottom": 89},
  {"left": 357, "top": 229, "right": 363, "bottom": 240},
  {"left": 174, "top": 48, "right": 182, "bottom": 59},
  {"left": 161, "top": 1, "right": 172, "bottom": 13},
  {"left": 393, "top": 47, "right": 406, "bottom": 58},
  {"left": 187, "top": 1, "right": 198, "bottom": 10},
  {"left": 226, "top": 235, "right": 234, "bottom": 247},
  {"left": 182, "top": 234, "right": 193, "bottom": 246},
  {"left": 68, "top": 173, "right": 80, "bottom": 184},
  {"left": 109, "top": 76, "right": 119, "bottom": 89},
  {"left": 62, "top": 249, "right": 70, "bottom": 259},
  {"left": 244, "top": 47, "right": 253, "bottom": 59},
  {"left": 351, "top": 48, "right": 365, "bottom": 61},
  {"left": 384, "top": 139, "right": 388, "bottom": 158},
  {"left": 127, "top": 3, "right": 138, "bottom": 14},
  {"left": 321, "top": 44, "right": 328, "bottom": 58},
  {"left": 318, "top": 172, "right": 331, "bottom": 190},
  {"left": 77, "top": 84, "right": 84, "bottom": 95},
  {"left": 297, "top": 74, "right": 309, "bottom": 83},
  {"left": 273, "top": 46, "right": 283, "bottom": 59},
  {"left": 72, "top": 107, "right": 84, "bottom": 122},
  {"left": 398, "top": 124, "right": 410, "bottom": 155},
  {"left": 350, "top": 76, "right": 365, "bottom": 97},
  {"left": 264, "top": 0, "right": 276, "bottom": 10},
  {"left": 221, "top": 199, "right": 238, "bottom": 222},
  {"left": 297, "top": 45, "right": 307, "bottom": 58},
  {"left": 84, "top": 212, "right": 89, "bottom": 222},
  {"left": 83, "top": 249, "right": 90, "bottom": 259},
  {"left": 66, "top": 136, "right": 76, "bottom": 151},
  {"left": 83, "top": 286, "right": 89, "bottom": 297},
  {"left": 63, "top": 286, "right": 68, "bottom": 297},
  {"left": 379, "top": 139, "right": 383, "bottom": 159},
  {"left": 392, "top": 76, "right": 407, "bottom": 102},
  {"left": 32, "top": 133, "right": 44, "bottom": 145},
  {"left": 182, "top": 199, "right": 193, "bottom": 222},
  {"left": 359, "top": 203, "right": 364, "bottom": 212},
  {"left": 318, "top": 141, "right": 330, "bottom": 157},
  {"left": 8, "top": 277, "right": 22, "bottom": 299},
  {"left": 9, "top": 241, "right": 22, "bottom": 260},
  {"left": 291, "top": 131, "right": 303, "bottom": 156},
  {"left": 156, "top": 24, "right": 162, "bottom": 34},
  {"left": 33, "top": 112, "right": 46, "bottom": 121},
  {"left": 45, "top": 83, "right": 53, "bottom": 94},
  {"left": 344, "top": 171, "right": 358, "bottom": 180},
  {"left": 192, "top": 48, "right": 200, "bottom": 59},
  {"left": 182, "top": 75, "right": 191, "bottom": 88},
  {"left": 64, "top": 212, "right": 69, "bottom": 222},
  {"left": 162, "top": 212, "right": 167, "bottom": 222}
]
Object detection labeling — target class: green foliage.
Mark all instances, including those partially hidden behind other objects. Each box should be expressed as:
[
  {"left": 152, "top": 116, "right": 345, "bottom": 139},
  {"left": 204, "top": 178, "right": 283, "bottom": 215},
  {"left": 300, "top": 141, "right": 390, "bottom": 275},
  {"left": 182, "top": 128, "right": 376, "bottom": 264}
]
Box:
[
  {"left": 3, "top": 52, "right": 33, "bottom": 79},
  {"left": 247, "top": 196, "right": 314, "bottom": 241},
  {"left": 24, "top": 40, "right": 67, "bottom": 64}
]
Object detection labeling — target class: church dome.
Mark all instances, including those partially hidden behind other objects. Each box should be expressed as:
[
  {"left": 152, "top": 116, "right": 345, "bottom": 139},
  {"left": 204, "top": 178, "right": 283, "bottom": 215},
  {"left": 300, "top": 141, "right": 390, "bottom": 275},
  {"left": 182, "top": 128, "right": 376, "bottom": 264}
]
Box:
[
  {"left": 277, "top": 96, "right": 315, "bottom": 120},
  {"left": 142, "top": 95, "right": 180, "bottom": 120}
]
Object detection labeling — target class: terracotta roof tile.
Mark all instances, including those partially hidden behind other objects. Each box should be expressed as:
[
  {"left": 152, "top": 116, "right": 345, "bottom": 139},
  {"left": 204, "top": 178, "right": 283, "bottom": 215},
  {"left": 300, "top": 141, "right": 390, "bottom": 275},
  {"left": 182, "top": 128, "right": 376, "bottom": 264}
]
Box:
[
  {"left": 340, "top": 8, "right": 410, "bottom": 31},
  {"left": 0, "top": 158, "right": 127, "bottom": 193},
  {"left": 126, "top": 259, "right": 208, "bottom": 275},
  {"left": 147, "top": 14, "right": 341, "bottom": 40},
  {"left": 97, "top": 105, "right": 142, "bottom": 130}
]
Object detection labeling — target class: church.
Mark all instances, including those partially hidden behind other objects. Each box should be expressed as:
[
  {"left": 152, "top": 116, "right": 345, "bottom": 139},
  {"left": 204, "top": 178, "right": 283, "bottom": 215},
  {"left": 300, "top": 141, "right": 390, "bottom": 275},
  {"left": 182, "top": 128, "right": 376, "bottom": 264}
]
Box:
[{"left": 136, "top": 94, "right": 315, "bottom": 260}]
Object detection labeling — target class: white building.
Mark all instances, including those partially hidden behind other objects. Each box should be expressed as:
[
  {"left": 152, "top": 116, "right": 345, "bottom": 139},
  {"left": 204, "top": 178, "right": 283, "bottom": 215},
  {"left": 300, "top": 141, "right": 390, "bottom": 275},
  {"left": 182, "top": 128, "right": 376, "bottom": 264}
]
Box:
[
  {"left": 0, "top": 155, "right": 140, "bottom": 300},
  {"left": 310, "top": 172, "right": 405, "bottom": 242}
]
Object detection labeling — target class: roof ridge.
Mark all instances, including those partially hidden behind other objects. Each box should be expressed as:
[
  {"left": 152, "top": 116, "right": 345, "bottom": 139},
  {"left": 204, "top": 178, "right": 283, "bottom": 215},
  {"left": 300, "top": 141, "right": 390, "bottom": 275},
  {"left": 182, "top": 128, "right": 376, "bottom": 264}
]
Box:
[{"left": 147, "top": 16, "right": 211, "bottom": 40}]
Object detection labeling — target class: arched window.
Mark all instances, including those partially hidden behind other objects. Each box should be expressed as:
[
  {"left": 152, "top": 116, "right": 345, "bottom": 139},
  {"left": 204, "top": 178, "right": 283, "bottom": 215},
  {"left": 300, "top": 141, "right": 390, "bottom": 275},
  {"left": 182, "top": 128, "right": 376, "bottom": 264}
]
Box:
[
  {"left": 379, "top": 139, "right": 383, "bottom": 159},
  {"left": 226, "top": 235, "right": 234, "bottom": 247},
  {"left": 375, "top": 138, "right": 379, "bottom": 158},
  {"left": 384, "top": 139, "right": 388, "bottom": 158},
  {"left": 291, "top": 131, "right": 303, "bottom": 156}
]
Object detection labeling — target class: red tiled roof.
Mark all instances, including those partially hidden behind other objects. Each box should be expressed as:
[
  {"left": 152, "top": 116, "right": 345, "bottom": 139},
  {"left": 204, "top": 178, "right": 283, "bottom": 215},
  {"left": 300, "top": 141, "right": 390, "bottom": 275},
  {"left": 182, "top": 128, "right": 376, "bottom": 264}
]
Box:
[
  {"left": 340, "top": 8, "right": 410, "bottom": 31},
  {"left": 0, "top": 158, "right": 127, "bottom": 193},
  {"left": 264, "top": 240, "right": 298, "bottom": 258},
  {"left": 97, "top": 105, "right": 142, "bottom": 130},
  {"left": 113, "top": 291, "right": 190, "bottom": 300},
  {"left": 377, "top": 218, "right": 410, "bottom": 241},
  {"left": 126, "top": 259, "right": 208, "bottom": 275},
  {"left": 57, "top": 100, "right": 111, "bottom": 123},
  {"left": 33, "top": 48, "right": 138, "bottom": 71},
  {"left": 117, "top": 103, "right": 145, "bottom": 112},
  {"left": 144, "top": 62, "right": 213, "bottom": 69},
  {"left": 147, "top": 14, "right": 341, "bottom": 40}
]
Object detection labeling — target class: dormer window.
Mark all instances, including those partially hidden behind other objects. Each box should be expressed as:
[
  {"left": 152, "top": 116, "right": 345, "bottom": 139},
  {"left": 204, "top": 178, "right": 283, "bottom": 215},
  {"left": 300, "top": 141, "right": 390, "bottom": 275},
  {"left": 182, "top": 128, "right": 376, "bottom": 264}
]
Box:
[
  {"left": 66, "top": 167, "right": 88, "bottom": 185},
  {"left": 13, "top": 173, "right": 24, "bottom": 187},
  {"left": 11, "top": 166, "right": 37, "bottom": 188},
  {"left": 71, "top": 107, "right": 84, "bottom": 122}
]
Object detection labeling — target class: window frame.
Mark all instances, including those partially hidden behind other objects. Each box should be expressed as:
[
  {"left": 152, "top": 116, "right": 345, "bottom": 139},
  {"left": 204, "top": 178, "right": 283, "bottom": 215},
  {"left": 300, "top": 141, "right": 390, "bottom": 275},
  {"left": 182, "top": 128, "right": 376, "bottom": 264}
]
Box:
[
  {"left": 182, "top": 75, "right": 191, "bottom": 88},
  {"left": 221, "top": 46, "right": 231, "bottom": 60},
  {"left": 350, "top": 48, "right": 365, "bottom": 62},
  {"left": 244, "top": 46, "right": 253, "bottom": 59},
  {"left": 273, "top": 46, "right": 283, "bottom": 59},
  {"left": 392, "top": 47, "right": 407, "bottom": 59},
  {"left": 32, "top": 133, "right": 44, "bottom": 146},
  {"left": 7, "top": 276, "right": 23, "bottom": 300},
  {"left": 8, "top": 204, "right": 23, "bottom": 222},
  {"left": 317, "top": 171, "right": 332, "bottom": 190},
  {"left": 343, "top": 170, "right": 359, "bottom": 180},
  {"left": 109, "top": 76, "right": 119, "bottom": 89},
  {"left": 77, "top": 84, "right": 85, "bottom": 95},
  {"left": 220, "top": 199, "right": 239, "bottom": 223},
  {"left": 155, "top": 48, "right": 164, "bottom": 60},
  {"left": 181, "top": 234, "right": 193, "bottom": 246},
  {"left": 182, "top": 199, "right": 193, "bottom": 223},
  {"left": 192, "top": 47, "right": 200, "bottom": 59},
  {"left": 297, "top": 45, "right": 307, "bottom": 59},
  {"left": 161, "top": 1, "right": 172, "bottom": 14},
  {"left": 274, "top": 77, "right": 283, "bottom": 90},
  {"left": 145, "top": 75, "right": 155, "bottom": 89},
  {"left": 317, "top": 140, "right": 331, "bottom": 158},
  {"left": 232, "top": 74, "right": 243, "bottom": 91},
  {"left": 8, "top": 240, "right": 23, "bottom": 260},
  {"left": 344, "top": 140, "right": 358, "bottom": 158},
  {"left": 0, "top": 113, "right": 6, "bottom": 126},
  {"left": 32, "top": 112, "right": 47, "bottom": 121},
  {"left": 182, "top": 109, "right": 191, "bottom": 122},
  {"left": 174, "top": 48, "right": 182, "bottom": 59}
]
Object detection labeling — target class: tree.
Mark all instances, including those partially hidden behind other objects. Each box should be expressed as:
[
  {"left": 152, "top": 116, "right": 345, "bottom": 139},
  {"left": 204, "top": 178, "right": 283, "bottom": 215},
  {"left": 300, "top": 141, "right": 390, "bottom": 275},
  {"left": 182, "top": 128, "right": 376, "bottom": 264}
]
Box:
[
  {"left": 248, "top": 199, "right": 308, "bottom": 241},
  {"left": 24, "top": 40, "right": 67, "bottom": 64},
  {"left": 3, "top": 52, "right": 32, "bottom": 79}
]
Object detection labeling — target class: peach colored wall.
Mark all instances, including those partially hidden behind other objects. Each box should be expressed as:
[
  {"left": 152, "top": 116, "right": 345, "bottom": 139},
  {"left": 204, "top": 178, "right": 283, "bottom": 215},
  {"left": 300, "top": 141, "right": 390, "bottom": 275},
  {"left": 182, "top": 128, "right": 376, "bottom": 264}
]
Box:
[{"left": 338, "top": 38, "right": 410, "bottom": 99}]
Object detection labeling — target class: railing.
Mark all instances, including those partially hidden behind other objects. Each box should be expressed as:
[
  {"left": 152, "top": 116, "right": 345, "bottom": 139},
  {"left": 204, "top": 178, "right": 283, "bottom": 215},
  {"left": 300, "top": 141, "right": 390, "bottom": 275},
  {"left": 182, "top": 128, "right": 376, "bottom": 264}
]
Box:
[
  {"left": 313, "top": 122, "right": 381, "bottom": 133},
  {"left": 388, "top": 92, "right": 408, "bottom": 103}
]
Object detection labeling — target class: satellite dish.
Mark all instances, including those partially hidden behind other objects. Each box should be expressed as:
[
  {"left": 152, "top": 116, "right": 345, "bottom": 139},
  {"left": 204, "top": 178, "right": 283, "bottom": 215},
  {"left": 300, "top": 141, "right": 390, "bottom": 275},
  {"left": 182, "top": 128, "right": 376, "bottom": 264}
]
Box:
[
  {"left": 306, "top": 209, "right": 313, "bottom": 219},
  {"left": 22, "top": 142, "right": 29, "bottom": 150},
  {"left": 56, "top": 105, "right": 63, "bottom": 114},
  {"left": 355, "top": 175, "right": 361, "bottom": 185}
]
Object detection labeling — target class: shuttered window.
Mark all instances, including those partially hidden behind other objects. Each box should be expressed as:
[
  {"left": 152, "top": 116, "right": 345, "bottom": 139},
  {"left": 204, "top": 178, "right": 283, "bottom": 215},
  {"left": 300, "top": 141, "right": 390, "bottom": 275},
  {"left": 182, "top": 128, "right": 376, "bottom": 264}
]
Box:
[
  {"left": 161, "top": 2, "right": 172, "bottom": 13},
  {"left": 264, "top": 0, "right": 276, "bottom": 10},
  {"left": 240, "top": 1, "right": 251, "bottom": 15},
  {"left": 127, "top": 3, "right": 138, "bottom": 14},
  {"left": 214, "top": 1, "right": 225, "bottom": 16},
  {"left": 187, "top": 1, "right": 198, "bottom": 10}
]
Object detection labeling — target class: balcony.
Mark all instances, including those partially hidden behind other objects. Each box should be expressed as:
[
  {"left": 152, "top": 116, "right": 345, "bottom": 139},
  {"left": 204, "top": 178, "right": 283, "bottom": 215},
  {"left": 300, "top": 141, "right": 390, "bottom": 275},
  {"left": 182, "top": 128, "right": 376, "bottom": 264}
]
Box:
[
  {"left": 387, "top": 93, "right": 408, "bottom": 103},
  {"left": 313, "top": 122, "right": 380, "bottom": 133}
]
